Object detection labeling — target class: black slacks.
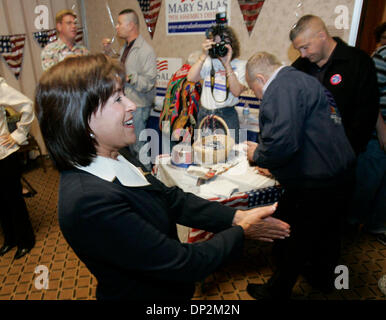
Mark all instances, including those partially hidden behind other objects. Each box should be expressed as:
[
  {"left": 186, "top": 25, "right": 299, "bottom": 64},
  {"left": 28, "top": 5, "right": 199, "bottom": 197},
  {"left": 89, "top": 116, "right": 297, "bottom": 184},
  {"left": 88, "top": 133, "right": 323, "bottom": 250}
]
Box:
[
  {"left": 266, "top": 179, "right": 353, "bottom": 298},
  {"left": 0, "top": 152, "right": 35, "bottom": 248}
]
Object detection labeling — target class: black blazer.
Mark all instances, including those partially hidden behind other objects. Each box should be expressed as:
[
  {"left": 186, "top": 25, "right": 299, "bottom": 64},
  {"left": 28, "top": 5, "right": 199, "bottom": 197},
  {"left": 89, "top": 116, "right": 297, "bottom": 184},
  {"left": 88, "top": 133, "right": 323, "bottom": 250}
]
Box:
[
  {"left": 254, "top": 66, "right": 355, "bottom": 189},
  {"left": 58, "top": 154, "right": 244, "bottom": 300}
]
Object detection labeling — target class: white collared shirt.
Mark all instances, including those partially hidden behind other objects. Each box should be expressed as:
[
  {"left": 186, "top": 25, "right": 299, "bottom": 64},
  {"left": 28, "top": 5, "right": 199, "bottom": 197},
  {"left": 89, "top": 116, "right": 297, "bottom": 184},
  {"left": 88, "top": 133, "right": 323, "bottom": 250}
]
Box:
[
  {"left": 76, "top": 155, "right": 150, "bottom": 187},
  {"left": 0, "top": 77, "right": 34, "bottom": 160},
  {"left": 262, "top": 66, "right": 285, "bottom": 95}
]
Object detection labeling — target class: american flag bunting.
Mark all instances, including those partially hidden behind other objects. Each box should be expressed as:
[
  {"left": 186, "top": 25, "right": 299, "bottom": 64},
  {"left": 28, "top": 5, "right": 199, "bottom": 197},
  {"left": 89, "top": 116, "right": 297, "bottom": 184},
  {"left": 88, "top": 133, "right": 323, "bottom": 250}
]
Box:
[
  {"left": 137, "top": 0, "right": 162, "bottom": 38},
  {"left": 33, "top": 28, "right": 84, "bottom": 49},
  {"left": 32, "top": 29, "right": 57, "bottom": 48},
  {"left": 187, "top": 186, "right": 283, "bottom": 243},
  {"left": 75, "top": 28, "right": 84, "bottom": 43},
  {"left": 238, "top": 0, "right": 265, "bottom": 36},
  {"left": 0, "top": 34, "right": 26, "bottom": 79}
]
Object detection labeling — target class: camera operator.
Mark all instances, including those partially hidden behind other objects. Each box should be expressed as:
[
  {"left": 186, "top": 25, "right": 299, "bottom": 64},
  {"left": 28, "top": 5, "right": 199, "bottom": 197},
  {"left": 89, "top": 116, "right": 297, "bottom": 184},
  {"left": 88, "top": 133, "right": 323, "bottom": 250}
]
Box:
[{"left": 187, "top": 23, "right": 246, "bottom": 143}]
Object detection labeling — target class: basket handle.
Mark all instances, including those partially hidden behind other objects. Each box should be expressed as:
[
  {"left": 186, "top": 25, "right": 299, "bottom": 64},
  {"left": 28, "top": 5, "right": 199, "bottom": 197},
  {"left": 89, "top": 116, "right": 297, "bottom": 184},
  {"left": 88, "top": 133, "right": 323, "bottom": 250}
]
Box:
[{"left": 197, "top": 114, "right": 230, "bottom": 137}]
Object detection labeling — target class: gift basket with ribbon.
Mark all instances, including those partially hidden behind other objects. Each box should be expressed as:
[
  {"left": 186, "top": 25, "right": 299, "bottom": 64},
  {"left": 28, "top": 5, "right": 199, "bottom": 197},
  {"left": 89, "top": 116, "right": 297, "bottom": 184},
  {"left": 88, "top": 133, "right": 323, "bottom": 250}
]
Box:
[{"left": 192, "top": 114, "right": 235, "bottom": 165}]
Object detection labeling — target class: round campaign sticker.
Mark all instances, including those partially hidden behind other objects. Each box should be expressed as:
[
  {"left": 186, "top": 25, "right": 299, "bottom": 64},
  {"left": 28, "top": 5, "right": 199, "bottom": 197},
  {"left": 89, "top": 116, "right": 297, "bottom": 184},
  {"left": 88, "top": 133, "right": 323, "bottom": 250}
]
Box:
[{"left": 330, "top": 74, "right": 342, "bottom": 85}]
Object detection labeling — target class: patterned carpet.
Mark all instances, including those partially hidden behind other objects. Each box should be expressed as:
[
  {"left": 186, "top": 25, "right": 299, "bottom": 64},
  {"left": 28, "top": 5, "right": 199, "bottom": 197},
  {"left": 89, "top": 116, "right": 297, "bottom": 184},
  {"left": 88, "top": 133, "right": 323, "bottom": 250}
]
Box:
[{"left": 0, "top": 160, "right": 385, "bottom": 300}]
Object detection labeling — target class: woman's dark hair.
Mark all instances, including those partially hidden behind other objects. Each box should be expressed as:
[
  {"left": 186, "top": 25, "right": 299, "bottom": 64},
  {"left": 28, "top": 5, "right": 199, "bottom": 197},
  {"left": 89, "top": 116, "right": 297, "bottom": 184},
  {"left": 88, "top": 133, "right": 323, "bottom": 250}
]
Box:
[
  {"left": 36, "top": 54, "right": 125, "bottom": 171},
  {"left": 210, "top": 25, "right": 240, "bottom": 60},
  {"left": 374, "top": 22, "right": 386, "bottom": 43}
]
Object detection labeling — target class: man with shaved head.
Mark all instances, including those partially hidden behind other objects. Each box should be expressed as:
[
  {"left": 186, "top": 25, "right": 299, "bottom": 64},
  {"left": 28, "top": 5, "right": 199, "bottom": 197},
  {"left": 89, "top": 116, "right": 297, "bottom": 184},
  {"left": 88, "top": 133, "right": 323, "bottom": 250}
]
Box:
[
  {"left": 290, "top": 14, "right": 382, "bottom": 289},
  {"left": 291, "top": 15, "right": 379, "bottom": 156}
]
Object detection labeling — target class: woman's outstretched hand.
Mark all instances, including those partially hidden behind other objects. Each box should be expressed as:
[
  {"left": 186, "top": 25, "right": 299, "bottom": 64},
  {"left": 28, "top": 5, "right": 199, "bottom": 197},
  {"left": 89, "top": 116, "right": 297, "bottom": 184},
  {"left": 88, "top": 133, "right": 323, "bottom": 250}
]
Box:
[{"left": 233, "top": 203, "right": 290, "bottom": 242}]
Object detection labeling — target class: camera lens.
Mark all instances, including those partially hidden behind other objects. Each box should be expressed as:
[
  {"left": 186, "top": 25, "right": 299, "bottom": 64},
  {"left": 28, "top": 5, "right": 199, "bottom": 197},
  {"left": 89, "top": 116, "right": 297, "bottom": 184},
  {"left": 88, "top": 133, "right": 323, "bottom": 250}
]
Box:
[
  {"left": 217, "top": 42, "right": 228, "bottom": 57},
  {"left": 208, "top": 42, "right": 228, "bottom": 59}
]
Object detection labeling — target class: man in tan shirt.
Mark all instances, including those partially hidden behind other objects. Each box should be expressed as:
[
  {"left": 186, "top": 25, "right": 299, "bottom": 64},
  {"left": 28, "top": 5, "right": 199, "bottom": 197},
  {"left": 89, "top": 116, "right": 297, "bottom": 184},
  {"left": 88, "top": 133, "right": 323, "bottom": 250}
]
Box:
[{"left": 41, "top": 9, "right": 89, "bottom": 71}]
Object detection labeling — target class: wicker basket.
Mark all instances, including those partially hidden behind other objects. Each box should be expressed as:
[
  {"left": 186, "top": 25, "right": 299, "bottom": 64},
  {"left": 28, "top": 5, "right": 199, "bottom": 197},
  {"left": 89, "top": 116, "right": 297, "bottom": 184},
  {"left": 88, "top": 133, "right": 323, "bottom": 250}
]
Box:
[{"left": 193, "top": 115, "right": 235, "bottom": 165}]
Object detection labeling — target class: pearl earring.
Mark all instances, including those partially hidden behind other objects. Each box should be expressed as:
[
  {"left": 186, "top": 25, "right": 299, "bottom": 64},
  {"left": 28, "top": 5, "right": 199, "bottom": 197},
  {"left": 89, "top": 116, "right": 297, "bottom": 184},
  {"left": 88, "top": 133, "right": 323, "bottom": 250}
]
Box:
[{"left": 90, "top": 133, "right": 95, "bottom": 138}]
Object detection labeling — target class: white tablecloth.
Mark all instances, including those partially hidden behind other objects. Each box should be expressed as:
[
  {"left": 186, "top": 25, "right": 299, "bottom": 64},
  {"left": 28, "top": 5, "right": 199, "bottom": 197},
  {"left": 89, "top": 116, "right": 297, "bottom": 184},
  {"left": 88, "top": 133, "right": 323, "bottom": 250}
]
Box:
[
  {"left": 153, "top": 145, "right": 278, "bottom": 243},
  {"left": 154, "top": 147, "right": 276, "bottom": 200}
]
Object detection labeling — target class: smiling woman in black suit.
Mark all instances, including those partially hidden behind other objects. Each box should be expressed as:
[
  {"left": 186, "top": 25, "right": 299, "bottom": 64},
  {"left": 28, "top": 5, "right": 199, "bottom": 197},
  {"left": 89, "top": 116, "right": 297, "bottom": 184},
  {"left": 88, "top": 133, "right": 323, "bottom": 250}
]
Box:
[{"left": 35, "top": 53, "right": 290, "bottom": 300}]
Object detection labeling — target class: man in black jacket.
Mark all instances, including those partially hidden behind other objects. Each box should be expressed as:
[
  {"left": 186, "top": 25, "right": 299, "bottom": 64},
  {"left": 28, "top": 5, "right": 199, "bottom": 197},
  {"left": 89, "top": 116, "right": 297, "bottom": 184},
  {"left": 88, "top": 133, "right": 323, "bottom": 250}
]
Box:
[
  {"left": 290, "top": 15, "right": 379, "bottom": 156},
  {"left": 245, "top": 52, "right": 355, "bottom": 300},
  {"left": 290, "top": 15, "right": 382, "bottom": 237}
]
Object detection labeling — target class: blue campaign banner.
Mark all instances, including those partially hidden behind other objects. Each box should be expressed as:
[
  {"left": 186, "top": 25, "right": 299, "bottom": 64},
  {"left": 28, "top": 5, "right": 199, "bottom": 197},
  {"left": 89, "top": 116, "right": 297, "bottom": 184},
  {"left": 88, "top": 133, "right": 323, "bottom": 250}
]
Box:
[
  {"left": 236, "top": 95, "right": 261, "bottom": 109},
  {"left": 166, "top": 0, "right": 230, "bottom": 35},
  {"left": 168, "top": 20, "right": 215, "bottom": 34}
]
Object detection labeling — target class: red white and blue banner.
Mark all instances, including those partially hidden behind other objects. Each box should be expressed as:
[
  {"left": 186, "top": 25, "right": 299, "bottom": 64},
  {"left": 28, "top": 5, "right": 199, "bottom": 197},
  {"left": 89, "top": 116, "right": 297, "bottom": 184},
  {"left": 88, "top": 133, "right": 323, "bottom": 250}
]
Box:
[
  {"left": 166, "top": 0, "right": 230, "bottom": 35},
  {"left": 155, "top": 57, "right": 183, "bottom": 110},
  {"left": 238, "top": 0, "right": 265, "bottom": 36},
  {"left": 0, "top": 29, "right": 85, "bottom": 80},
  {"left": 138, "top": 0, "right": 162, "bottom": 38},
  {"left": 0, "top": 34, "right": 26, "bottom": 79},
  {"left": 188, "top": 186, "right": 283, "bottom": 243},
  {"left": 156, "top": 57, "right": 183, "bottom": 88},
  {"left": 32, "top": 28, "right": 57, "bottom": 48},
  {"left": 32, "top": 28, "right": 84, "bottom": 49}
]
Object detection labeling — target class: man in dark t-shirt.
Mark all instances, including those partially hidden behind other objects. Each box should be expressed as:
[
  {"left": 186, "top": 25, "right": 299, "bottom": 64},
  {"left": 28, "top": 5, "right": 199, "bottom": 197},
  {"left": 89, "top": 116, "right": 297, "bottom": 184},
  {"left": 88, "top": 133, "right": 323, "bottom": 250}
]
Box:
[{"left": 290, "top": 15, "right": 379, "bottom": 156}]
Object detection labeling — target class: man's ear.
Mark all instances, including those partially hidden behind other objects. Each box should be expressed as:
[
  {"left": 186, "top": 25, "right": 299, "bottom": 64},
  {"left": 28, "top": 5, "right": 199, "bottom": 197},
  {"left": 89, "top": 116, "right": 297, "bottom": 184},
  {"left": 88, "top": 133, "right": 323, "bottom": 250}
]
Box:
[
  {"left": 128, "top": 20, "right": 135, "bottom": 30},
  {"left": 256, "top": 74, "right": 266, "bottom": 85},
  {"left": 317, "top": 30, "right": 327, "bottom": 41}
]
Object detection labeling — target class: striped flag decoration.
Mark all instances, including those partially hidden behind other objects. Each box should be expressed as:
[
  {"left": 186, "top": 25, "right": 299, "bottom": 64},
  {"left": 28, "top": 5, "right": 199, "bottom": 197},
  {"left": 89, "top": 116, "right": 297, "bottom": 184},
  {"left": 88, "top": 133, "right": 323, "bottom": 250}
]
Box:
[
  {"left": 157, "top": 59, "right": 168, "bottom": 71},
  {"left": 33, "top": 29, "right": 57, "bottom": 48},
  {"left": 0, "top": 34, "right": 26, "bottom": 79},
  {"left": 187, "top": 192, "right": 250, "bottom": 243},
  {"left": 238, "top": 0, "right": 265, "bottom": 36},
  {"left": 33, "top": 28, "right": 84, "bottom": 49},
  {"left": 187, "top": 186, "right": 283, "bottom": 243},
  {"left": 187, "top": 228, "right": 215, "bottom": 243},
  {"left": 75, "top": 28, "right": 84, "bottom": 43},
  {"left": 137, "top": 0, "right": 162, "bottom": 38},
  {"left": 247, "top": 186, "right": 283, "bottom": 208}
]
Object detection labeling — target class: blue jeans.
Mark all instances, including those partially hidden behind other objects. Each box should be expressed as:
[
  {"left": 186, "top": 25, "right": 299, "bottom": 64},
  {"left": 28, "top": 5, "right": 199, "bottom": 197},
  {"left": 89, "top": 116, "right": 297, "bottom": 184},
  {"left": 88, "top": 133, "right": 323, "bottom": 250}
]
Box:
[
  {"left": 196, "top": 106, "right": 241, "bottom": 143},
  {"left": 349, "top": 139, "right": 386, "bottom": 233}
]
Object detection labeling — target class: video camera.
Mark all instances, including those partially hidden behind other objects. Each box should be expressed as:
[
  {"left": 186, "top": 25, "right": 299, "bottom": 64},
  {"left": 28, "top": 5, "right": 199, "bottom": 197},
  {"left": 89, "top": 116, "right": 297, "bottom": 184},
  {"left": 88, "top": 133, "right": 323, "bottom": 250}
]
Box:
[{"left": 205, "top": 7, "right": 229, "bottom": 59}]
